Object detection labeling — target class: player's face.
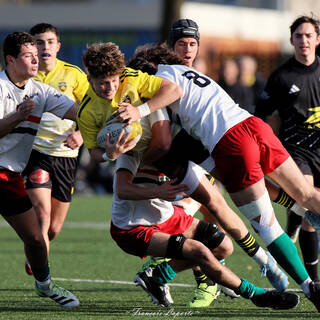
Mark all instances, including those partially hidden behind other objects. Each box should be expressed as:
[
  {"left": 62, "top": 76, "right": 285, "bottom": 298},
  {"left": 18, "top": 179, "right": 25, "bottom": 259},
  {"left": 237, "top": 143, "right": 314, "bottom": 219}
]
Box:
[
  {"left": 89, "top": 74, "right": 120, "bottom": 100},
  {"left": 174, "top": 37, "right": 198, "bottom": 67},
  {"left": 291, "top": 22, "right": 320, "bottom": 62},
  {"left": 10, "top": 43, "right": 39, "bottom": 80},
  {"left": 34, "top": 31, "right": 61, "bottom": 66}
]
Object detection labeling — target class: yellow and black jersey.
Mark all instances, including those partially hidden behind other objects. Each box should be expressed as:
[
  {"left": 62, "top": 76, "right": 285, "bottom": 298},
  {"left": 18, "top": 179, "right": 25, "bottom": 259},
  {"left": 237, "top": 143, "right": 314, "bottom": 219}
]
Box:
[
  {"left": 77, "top": 67, "right": 163, "bottom": 150},
  {"left": 33, "top": 59, "right": 89, "bottom": 157}
]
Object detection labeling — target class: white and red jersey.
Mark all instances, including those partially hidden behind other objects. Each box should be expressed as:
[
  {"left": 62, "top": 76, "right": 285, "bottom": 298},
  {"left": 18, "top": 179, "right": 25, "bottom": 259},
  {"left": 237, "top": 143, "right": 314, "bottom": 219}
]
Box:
[
  {"left": 112, "top": 152, "right": 174, "bottom": 230},
  {"left": 0, "top": 70, "right": 74, "bottom": 173},
  {"left": 156, "top": 64, "right": 251, "bottom": 153}
]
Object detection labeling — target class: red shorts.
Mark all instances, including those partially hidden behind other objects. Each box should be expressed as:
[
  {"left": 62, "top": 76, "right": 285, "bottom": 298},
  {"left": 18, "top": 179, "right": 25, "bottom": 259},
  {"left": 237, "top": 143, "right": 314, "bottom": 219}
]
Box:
[
  {"left": 110, "top": 205, "right": 194, "bottom": 258},
  {"left": 212, "top": 117, "right": 290, "bottom": 193},
  {"left": 0, "top": 170, "right": 32, "bottom": 216}
]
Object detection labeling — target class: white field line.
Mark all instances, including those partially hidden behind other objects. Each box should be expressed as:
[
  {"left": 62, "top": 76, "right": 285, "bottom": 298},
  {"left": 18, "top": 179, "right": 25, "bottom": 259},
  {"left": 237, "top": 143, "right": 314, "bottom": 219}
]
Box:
[
  {"left": 52, "top": 277, "right": 303, "bottom": 292},
  {"left": 53, "top": 277, "right": 194, "bottom": 287}
]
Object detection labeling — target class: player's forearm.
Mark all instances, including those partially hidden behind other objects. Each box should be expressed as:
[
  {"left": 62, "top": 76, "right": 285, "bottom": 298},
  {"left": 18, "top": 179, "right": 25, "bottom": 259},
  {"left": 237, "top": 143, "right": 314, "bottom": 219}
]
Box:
[
  {"left": 89, "top": 148, "right": 109, "bottom": 163},
  {"left": 0, "top": 113, "right": 25, "bottom": 138},
  {"left": 116, "top": 170, "right": 159, "bottom": 200},
  {"left": 116, "top": 182, "right": 160, "bottom": 200},
  {"left": 147, "top": 80, "right": 182, "bottom": 114},
  {"left": 63, "top": 103, "right": 78, "bottom": 121},
  {"left": 142, "top": 120, "right": 172, "bottom": 165}
]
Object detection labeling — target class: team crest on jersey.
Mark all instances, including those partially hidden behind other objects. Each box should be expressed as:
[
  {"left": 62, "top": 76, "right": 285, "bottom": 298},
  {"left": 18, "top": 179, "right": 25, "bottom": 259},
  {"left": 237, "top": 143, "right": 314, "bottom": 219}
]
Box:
[{"left": 58, "top": 82, "right": 67, "bottom": 92}]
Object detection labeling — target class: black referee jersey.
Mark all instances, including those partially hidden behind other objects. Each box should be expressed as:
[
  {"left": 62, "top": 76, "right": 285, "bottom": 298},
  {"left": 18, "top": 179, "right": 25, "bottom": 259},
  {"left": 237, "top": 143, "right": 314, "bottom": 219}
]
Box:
[{"left": 256, "top": 56, "right": 320, "bottom": 151}]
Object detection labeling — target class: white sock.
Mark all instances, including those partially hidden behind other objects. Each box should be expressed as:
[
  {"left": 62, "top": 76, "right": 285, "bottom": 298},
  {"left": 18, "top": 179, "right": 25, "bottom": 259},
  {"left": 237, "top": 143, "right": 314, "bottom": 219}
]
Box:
[
  {"left": 36, "top": 277, "right": 51, "bottom": 290},
  {"left": 251, "top": 247, "right": 268, "bottom": 265},
  {"left": 300, "top": 278, "right": 312, "bottom": 296},
  {"left": 291, "top": 202, "right": 307, "bottom": 217}
]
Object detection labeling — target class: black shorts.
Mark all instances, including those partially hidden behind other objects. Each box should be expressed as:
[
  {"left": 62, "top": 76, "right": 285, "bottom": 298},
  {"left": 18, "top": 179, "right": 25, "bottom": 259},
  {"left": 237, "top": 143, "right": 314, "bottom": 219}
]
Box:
[
  {"left": 154, "top": 128, "right": 210, "bottom": 178},
  {"left": 23, "top": 150, "right": 78, "bottom": 202},
  {"left": 285, "top": 143, "right": 320, "bottom": 188}
]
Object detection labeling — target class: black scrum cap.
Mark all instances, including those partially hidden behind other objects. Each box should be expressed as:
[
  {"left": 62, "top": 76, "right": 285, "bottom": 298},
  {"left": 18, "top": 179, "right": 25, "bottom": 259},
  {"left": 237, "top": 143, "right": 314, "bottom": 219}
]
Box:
[{"left": 169, "top": 19, "right": 200, "bottom": 47}]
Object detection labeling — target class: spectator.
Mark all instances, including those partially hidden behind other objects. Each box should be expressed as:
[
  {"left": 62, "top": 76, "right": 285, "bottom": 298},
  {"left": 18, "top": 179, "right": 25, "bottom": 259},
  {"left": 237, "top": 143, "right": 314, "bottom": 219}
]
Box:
[
  {"left": 218, "top": 58, "right": 253, "bottom": 112},
  {"left": 238, "top": 55, "right": 266, "bottom": 114}
]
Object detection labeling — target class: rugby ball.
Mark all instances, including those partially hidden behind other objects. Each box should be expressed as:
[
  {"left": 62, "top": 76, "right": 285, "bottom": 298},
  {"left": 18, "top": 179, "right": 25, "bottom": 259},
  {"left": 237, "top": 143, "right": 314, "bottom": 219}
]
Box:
[{"left": 96, "top": 121, "right": 142, "bottom": 148}]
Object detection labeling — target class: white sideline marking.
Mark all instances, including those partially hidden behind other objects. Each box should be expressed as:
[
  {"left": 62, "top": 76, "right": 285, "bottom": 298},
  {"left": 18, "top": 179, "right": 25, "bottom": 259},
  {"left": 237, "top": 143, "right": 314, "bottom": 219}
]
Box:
[
  {"left": 52, "top": 277, "right": 303, "bottom": 291},
  {"left": 53, "top": 277, "right": 193, "bottom": 287}
]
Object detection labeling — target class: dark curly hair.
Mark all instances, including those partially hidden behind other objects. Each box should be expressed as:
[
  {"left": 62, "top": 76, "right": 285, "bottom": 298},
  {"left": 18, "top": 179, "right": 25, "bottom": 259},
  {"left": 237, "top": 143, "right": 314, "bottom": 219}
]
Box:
[
  {"left": 3, "top": 31, "right": 35, "bottom": 65},
  {"left": 127, "top": 43, "right": 183, "bottom": 74},
  {"left": 82, "top": 42, "right": 125, "bottom": 78}
]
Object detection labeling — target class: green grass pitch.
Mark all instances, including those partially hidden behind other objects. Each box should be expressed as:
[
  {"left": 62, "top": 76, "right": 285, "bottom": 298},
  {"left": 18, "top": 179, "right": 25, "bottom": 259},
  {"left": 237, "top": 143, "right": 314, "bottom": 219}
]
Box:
[{"left": 0, "top": 193, "right": 319, "bottom": 319}]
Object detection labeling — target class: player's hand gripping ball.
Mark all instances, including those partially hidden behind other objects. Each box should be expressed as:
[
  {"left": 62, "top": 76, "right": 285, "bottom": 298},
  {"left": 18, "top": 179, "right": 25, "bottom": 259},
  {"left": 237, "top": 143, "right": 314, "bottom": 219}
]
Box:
[{"left": 97, "top": 121, "right": 142, "bottom": 148}]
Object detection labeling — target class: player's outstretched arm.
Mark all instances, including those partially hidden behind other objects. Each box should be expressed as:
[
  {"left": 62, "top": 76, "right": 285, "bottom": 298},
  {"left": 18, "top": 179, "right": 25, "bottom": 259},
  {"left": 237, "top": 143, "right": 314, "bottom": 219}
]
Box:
[
  {"left": 116, "top": 79, "right": 182, "bottom": 123},
  {"left": 116, "top": 170, "right": 188, "bottom": 201}
]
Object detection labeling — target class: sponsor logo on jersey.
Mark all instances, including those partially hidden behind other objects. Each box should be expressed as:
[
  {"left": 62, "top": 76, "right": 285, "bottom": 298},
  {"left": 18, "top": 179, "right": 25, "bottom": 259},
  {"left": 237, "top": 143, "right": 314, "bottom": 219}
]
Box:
[
  {"left": 23, "top": 93, "right": 39, "bottom": 100},
  {"left": 305, "top": 106, "right": 320, "bottom": 129},
  {"left": 288, "top": 84, "right": 300, "bottom": 94},
  {"left": 58, "top": 82, "right": 67, "bottom": 92}
]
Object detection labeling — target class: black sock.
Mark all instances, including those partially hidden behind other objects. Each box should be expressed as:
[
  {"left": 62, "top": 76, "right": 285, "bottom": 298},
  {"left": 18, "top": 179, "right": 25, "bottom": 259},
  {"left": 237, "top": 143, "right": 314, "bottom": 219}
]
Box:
[
  {"left": 299, "top": 229, "right": 319, "bottom": 281},
  {"left": 193, "top": 269, "right": 214, "bottom": 286},
  {"left": 236, "top": 232, "right": 260, "bottom": 257},
  {"left": 32, "top": 264, "right": 50, "bottom": 282},
  {"left": 286, "top": 210, "right": 302, "bottom": 237},
  {"left": 274, "top": 189, "right": 295, "bottom": 209}
]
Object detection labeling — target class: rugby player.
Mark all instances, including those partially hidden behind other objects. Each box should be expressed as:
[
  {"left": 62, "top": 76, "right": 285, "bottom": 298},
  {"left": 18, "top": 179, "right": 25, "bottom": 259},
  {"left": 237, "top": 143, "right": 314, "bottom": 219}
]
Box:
[
  {"left": 23, "top": 23, "right": 89, "bottom": 275},
  {"left": 0, "top": 31, "right": 79, "bottom": 307}
]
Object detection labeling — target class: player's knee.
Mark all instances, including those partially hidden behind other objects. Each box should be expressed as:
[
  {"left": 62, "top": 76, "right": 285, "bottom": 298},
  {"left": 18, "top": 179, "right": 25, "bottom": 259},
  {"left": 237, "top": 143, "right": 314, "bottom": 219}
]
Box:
[
  {"left": 193, "top": 220, "right": 226, "bottom": 250},
  {"left": 295, "top": 188, "right": 316, "bottom": 207},
  {"left": 48, "top": 225, "right": 61, "bottom": 241},
  {"left": 165, "top": 234, "right": 187, "bottom": 259},
  {"left": 191, "top": 241, "right": 213, "bottom": 264},
  {"left": 213, "top": 236, "right": 233, "bottom": 260}
]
